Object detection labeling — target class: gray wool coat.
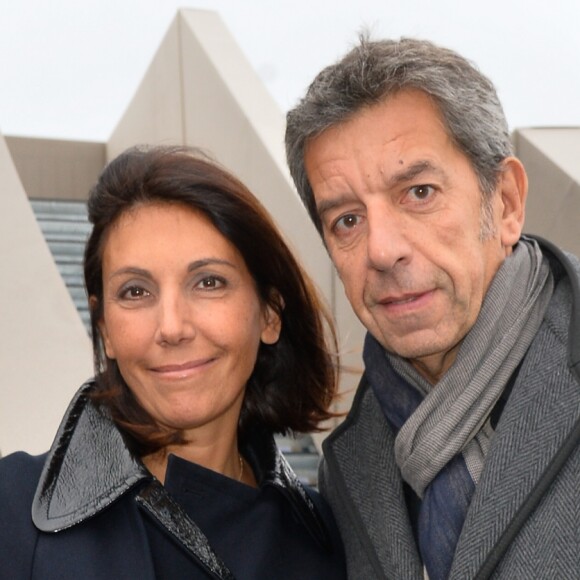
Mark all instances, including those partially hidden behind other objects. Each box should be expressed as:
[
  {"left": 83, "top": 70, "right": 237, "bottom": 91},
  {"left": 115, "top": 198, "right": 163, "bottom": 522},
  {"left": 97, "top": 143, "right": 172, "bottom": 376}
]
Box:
[{"left": 320, "top": 237, "right": 580, "bottom": 579}]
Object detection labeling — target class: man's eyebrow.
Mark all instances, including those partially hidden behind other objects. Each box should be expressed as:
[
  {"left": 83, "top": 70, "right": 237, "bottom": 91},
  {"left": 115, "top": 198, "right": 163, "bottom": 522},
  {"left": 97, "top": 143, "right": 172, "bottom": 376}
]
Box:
[
  {"left": 385, "top": 160, "right": 444, "bottom": 188},
  {"left": 316, "top": 195, "right": 354, "bottom": 220},
  {"left": 316, "top": 161, "right": 446, "bottom": 218}
]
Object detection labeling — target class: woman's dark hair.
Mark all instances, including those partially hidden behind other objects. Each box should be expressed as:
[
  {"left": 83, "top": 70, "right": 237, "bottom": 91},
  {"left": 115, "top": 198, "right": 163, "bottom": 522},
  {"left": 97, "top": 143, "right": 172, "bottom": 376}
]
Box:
[{"left": 84, "top": 145, "right": 338, "bottom": 456}]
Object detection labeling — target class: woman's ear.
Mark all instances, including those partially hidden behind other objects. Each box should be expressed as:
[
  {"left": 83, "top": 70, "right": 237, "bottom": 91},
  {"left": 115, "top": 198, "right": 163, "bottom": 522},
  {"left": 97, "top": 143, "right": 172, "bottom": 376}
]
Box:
[
  {"left": 261, "top": 294, "right": 283, "bottom": 345},
  {"left": 498, "top": 157, "right": 528, "bottom": 248},
  {"left": 90, "top": 296, "right": 115, "bottom": 359}
]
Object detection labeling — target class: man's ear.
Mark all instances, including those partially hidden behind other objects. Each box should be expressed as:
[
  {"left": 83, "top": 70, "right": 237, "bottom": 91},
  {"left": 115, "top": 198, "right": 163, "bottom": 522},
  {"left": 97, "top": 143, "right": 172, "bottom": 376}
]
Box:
[
  {"left": 498, "top": 156, "right": 527, "bottom": 248},
  {"left": 90, "top": 296, "right": 115, "bottom": 359}
]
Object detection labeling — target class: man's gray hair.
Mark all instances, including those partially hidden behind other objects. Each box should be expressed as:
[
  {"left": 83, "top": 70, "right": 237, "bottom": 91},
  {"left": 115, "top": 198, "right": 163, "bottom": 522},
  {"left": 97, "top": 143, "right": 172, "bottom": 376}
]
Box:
[{"left": 285, "top": 36, "right": 513, "bottom": 235}]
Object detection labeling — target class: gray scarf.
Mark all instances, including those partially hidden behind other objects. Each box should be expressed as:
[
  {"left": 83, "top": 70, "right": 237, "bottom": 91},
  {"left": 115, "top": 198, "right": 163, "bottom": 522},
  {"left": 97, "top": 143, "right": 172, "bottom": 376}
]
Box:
[{"left": 391, "top": 239, "right": 554, "bottom": 498}]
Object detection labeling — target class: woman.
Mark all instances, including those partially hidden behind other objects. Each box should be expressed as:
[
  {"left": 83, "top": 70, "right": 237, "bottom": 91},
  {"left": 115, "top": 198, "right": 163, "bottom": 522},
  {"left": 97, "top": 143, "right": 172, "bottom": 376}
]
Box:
[{"left": 0, "top": 146, "right": 346, "bottom": 579}]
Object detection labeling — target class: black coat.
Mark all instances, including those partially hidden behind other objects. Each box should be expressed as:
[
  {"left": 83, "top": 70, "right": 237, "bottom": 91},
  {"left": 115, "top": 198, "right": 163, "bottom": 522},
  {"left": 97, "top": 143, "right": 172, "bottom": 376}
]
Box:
[{"left": 0, "top": 383, "right": 345, "bottom": 579}]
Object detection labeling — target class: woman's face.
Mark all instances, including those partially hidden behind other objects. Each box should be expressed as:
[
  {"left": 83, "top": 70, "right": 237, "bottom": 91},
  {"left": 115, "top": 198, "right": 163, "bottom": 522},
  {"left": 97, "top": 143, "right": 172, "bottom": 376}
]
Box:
[{"left": 97, "top": 202, "right": 281, "bottom": 440}]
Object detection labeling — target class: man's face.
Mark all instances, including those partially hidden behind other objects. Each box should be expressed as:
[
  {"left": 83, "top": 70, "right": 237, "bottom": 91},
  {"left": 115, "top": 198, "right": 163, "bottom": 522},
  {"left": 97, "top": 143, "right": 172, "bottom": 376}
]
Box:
[{"left": 304, "top": 90, "right": 522, "bottom": 383}]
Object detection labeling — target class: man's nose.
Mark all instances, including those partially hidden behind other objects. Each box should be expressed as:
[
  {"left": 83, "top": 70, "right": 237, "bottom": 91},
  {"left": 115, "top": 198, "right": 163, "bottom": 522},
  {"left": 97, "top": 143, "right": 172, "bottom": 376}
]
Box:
[{"left": 366, "top": 207, "right": 412, "bottom": 271}]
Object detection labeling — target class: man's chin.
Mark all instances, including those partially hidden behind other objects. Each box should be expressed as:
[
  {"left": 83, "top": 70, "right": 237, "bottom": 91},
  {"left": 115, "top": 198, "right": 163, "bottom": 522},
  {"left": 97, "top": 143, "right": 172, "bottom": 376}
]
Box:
[{"left": 373, "top": 330, "right": 461, "bottom": 383}]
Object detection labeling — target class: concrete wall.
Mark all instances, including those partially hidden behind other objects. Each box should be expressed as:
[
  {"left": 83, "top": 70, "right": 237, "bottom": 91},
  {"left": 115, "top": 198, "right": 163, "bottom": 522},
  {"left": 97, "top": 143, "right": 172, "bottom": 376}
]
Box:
[
  {"left": 107, "top": 16, "right": 184, "bottom": 155},
  {"left": 514, "top": 128, "right": 580, "bottom": 257},
  {"left": 0, "top": 133, "right": 93, "bottom": 456},
  {"left": 5, "top": 136, "right": 105, "bottom": 201}
]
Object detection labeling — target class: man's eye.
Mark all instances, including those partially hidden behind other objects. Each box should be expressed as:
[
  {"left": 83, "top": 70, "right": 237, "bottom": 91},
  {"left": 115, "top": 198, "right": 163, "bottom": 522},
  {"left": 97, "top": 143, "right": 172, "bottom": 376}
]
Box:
[
  {"left": 334, "top": 214, "right": 361, "bottom": 232},
  {"left": 408, "top": 184, "right": 434, "bottom": 200}
]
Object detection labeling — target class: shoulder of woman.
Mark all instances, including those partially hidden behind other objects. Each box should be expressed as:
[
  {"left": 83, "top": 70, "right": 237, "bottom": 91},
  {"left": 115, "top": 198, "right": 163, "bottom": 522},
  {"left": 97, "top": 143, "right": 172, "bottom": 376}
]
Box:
[
  {"left": 0, "top": 451, "right": 46, "bottom": 517},
  {"left": 0, "top": 451, "right": 47, "bottom": 570},
  {"left": 0, "top": 450, "right": 46, "bottom": 489},
  {"left": 1, "top": 448, "right": 45, "bottom": 476}
]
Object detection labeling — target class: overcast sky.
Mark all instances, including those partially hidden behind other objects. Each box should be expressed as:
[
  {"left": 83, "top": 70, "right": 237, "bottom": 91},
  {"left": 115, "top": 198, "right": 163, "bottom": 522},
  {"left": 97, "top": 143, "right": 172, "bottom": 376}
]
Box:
[{"left": 0, "top": 0, "right": 579, "bottom": 142}]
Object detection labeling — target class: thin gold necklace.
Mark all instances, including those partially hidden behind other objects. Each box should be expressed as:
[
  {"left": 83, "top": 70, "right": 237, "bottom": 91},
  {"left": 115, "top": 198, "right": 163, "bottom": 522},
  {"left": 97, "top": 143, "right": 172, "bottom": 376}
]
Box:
[{"left": 237, "top": 453, "right": 244, "bottom": 482}]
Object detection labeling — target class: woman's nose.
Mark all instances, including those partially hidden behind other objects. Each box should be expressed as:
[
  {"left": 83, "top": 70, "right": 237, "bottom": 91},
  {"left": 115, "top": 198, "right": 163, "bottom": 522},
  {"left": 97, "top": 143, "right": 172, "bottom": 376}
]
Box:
[{"left": 156, "top": 292, "right": 196, "bottom": 346}]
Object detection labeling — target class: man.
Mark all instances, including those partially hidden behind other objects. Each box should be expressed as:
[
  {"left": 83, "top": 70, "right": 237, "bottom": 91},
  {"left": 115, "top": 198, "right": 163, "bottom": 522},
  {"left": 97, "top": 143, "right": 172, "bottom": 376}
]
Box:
[{"left": 285, "top": 37, "right": 580, "bottom": 579}]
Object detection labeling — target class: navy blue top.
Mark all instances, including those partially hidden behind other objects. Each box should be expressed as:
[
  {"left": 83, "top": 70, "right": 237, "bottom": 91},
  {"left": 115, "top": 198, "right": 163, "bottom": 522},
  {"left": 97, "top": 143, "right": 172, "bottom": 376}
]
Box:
[{"left": 145, "top": 454, "right": 346, "bottom": 579}]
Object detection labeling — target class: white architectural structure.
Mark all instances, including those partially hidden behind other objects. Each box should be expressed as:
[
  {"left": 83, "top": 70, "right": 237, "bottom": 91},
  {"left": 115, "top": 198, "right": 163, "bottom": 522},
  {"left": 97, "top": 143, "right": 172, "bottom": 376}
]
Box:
[
  {"left": 0, "top": 9, "right": 364, "bottom": 456},
  {"left": 1, "top": 9, "right": 578, "bottom": 456}
]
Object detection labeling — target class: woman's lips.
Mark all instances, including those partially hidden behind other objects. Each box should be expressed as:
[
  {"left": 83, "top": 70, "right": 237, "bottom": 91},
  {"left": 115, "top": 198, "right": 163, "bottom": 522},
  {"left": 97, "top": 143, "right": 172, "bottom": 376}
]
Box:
[{"left": 150, "top": 358, "right": 215, "bottom": 377}]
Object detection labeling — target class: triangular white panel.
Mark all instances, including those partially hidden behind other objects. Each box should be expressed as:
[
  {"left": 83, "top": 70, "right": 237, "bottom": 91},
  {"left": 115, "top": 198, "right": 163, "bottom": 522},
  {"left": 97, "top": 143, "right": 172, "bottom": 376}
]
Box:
[{"left": 0, "top": 133, "right": 92, "bottom": 455}]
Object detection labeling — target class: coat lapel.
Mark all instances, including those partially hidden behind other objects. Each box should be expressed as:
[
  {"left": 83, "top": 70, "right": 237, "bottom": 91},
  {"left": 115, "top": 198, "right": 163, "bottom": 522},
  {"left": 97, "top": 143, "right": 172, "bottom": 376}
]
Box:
[
  {"left": 32, "top": 382, "right": 150, "bottom": 532},
  {"left": 324, "top": 380, "right": 423, "bottom": 578},
  {"left": 450, "top": 296, "right": 580, "bottom": 578}
]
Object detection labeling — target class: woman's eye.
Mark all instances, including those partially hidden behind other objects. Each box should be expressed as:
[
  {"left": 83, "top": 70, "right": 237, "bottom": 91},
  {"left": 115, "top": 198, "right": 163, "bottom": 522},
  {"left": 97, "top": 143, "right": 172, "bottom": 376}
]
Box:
[
  {"left": 119, "top": 286, "right": 150, "bottom": 300},
  {"left": 408, "top": 184, "right": 435, "bottom": 201},
  {"left": 196, "top": 276, "right": 226, "bottom": 290}
]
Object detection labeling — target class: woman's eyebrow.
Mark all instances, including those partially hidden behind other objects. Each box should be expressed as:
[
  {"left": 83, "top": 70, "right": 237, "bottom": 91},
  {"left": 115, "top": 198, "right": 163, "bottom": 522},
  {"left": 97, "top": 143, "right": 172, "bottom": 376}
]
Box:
[
  {"left": 109, "top": 266, "right": 152, "bottom": 280},
  {"left": 187, "top": 258, "right": 236, "bottom": 272}
]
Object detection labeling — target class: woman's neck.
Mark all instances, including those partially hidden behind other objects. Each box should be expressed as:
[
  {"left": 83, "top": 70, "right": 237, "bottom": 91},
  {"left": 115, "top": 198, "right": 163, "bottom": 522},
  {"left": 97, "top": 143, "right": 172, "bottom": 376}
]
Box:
[{"left": 142, "top": 431, "right": 254, "bottom": 486}]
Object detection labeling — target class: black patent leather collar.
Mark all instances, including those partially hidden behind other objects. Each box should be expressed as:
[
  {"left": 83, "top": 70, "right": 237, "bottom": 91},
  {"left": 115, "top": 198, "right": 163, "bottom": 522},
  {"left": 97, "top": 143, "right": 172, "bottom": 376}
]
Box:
[
  {"left": 136, "top": 480, "right": 235, "bottom": 579},
  {"left": 32, "top": 381, "right": 150, "bottom": 532},
  {"left": 32, "top": 381, "right": 332, "bottom": 551}
]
